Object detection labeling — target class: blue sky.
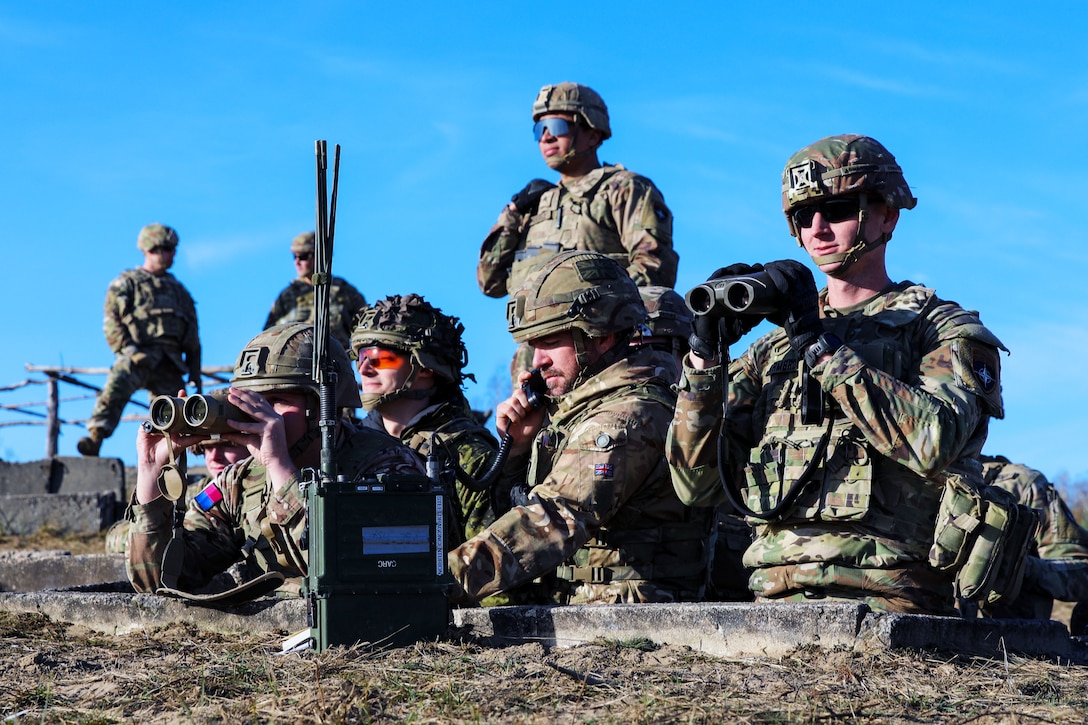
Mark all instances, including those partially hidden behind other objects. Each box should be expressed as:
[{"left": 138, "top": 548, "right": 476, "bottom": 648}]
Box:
[{"left": 1, "top": 3, "right": 1086, "bottom": 484}]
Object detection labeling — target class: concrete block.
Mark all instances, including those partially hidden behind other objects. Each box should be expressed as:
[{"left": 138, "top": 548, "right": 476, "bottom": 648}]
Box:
[
  {"left": 0, "top": 457, "right": 125, "bottom": 497},
  {"left": 0, "top": 551, "right": 127, "bottom": 592},
  {"left": 453, "top": 601, "right": 865, "bottom": 657},
  {"left": 0, "top": 591, "right": 307, "bottom": 636},
  {"left": 0, "top": 492, "right": 118, "bottom": 535}
]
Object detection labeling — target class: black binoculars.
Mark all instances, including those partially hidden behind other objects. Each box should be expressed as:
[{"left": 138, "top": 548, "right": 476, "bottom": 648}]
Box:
[
  {"left": 685, "top": 271, "right": 782, "bottom": 317},
  {"left": 147, "top": 390, "right": 252, "bottom": 435}
]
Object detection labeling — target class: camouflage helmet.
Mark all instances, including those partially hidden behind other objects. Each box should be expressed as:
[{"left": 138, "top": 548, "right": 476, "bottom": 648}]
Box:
[
  {"left": 637, "top": 286, "right": 693, "bottom": 341},
  {"left": 532, "top": 82, "right": 611, "bottom": 140},
  {"left": 137, "top": 223, "right": 179, "bottom": 251},
  {"left": 507, "top": 250, "right": 646, "bottom": 344},
  {"left": 781, "top": 134, "right": 916, "bottom": 238},
  {"left": 290, "top": 231, "right": 315, "bottom": 254},
  {"left": 231, "top": 322, "right": 361, "bottom": 409},
  {"left": 349, "top": 294, "right": 469, "bottom": 385}
]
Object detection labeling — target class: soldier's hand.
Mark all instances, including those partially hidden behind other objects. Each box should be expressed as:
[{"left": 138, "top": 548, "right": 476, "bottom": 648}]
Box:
[
  {"left": 220, "top": 387, "right": 296, "bottom": 485},
  {"left": 689, "top": 265, "right": 764, "bottom": 359},
  {"left": 763, "top": 259, "right": 822, "bottom": 352},
  {"left": 495, "top": 370, "right": 548, "bottom": 452},
  {"left": 509, "top": 179, "right": 556, "bottom": 214}
]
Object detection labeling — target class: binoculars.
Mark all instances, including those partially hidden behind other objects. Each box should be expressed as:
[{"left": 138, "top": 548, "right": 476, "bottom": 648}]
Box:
[
  {"left": 685, "top": 271, "right": 782, "bottom": 317},
  {"left": 147, "top": 390, "right": 252, "bottom": 435}
]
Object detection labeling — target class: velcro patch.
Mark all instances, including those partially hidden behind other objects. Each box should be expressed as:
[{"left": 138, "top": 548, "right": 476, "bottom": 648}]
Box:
[
  {"left": 194, "top": 482, "right": 224, "bottom": 511},
  {"left": 594, "top": 463, "right": 614, "bottom": 478}
]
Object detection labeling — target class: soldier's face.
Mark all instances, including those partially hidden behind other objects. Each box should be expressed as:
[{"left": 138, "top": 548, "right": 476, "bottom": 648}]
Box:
[
  {"left": 263, "top": 391, "right": 312, "bottom": 448},
  {"left": 143, "top": 245, "right": 175, "bottom": 275},
  {"left": 294, "top": 251, "right": 314, "bottom": 279},
  {"left": 529, "top": 330, "right": 614, "bottom": 396},
  {"left": 201, "top": 441, "right": 249, "bottom": 477},
  {"left": 798, "top": 197, "right": 898, "bottom": 275}
]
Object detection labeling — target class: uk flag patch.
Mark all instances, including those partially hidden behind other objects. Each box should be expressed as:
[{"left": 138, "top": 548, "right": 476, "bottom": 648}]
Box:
[{"left": 594, "top": 463, "right": 614, "bottom": 478}]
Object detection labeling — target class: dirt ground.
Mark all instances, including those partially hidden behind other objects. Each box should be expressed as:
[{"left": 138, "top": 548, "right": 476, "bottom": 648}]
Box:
[{"left": 2, "top": 532, "right": 1088, "bottom": 723}]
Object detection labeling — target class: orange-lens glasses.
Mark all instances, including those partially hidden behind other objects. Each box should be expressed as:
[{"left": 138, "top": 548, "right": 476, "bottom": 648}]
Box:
[{"left": 358, "top": 346, "right": 409, "bottom": 371}]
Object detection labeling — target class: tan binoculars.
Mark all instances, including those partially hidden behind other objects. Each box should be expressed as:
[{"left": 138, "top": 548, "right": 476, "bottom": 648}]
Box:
[{"left": 147, "top": 390, "right": 252, "bottom": 435}]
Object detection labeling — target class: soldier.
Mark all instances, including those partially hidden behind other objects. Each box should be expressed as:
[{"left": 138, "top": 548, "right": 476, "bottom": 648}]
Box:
[
  {"left": 478, "top": 82, "right": 678, "bottom": 380},
  {"left": 980, "top": 454, "right": 1088, "bottom": 627},
  {"left": 449, "top": 250, "right": 713, "bottom": 605},
  {"left": 264, "top": 231, "right": 366, "bottom": 351},
  {"left": 634, "top": 285, "right": 693, "bottom": 383},
  {"left": 78, "top": 223, "right": 201, "bottom": 458},
  {"left": 668, "top": 135, "right": 1007, "bottom": 614},
  {"left": 349, "top": 294, "right": 500, "bottom": 545},
  {"left": 125, "top": 323, "right": 423, "bottom": 601}
]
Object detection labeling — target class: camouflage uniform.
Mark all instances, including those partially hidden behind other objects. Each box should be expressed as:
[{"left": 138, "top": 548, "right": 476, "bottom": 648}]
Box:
[
  {"left": 981, "top": 455, "right": 1088, "bottom": 620},
  {"left": 85, "top": 224, "right": 200, "bottom": 447},
  {"left": 125, "top": 423, "right": 422, "bottom": 594},
  {"left": 361, "top": 401, "right": 498, "bottom": 545},
  {"left": 478, "top": 164, "right": 677, "bottom": 298},
  {"left": 668, "top": 136, "right": 1007, "bottom": 614},
  {"left": 669, "top": 284, "right": 1005, "bottom": 613},
  {"left": 350, "top": 294, "right": 501, "bottom": 546},
  {"left": 265, "top": 232, "right": 366, "bottom": 350},
  {"left": 451, "top": 251, "right": 712, "bottom": 605},
  {"left": 124, "top": 323, "right": 424, "bottom": 598}
]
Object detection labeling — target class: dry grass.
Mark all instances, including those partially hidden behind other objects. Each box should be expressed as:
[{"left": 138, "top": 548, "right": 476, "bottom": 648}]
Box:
[{"left": 0, "top": 612, "right": 1085, "bottom": 724}]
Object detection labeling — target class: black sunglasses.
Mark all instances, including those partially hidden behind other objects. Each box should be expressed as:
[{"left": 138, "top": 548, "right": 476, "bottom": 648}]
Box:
[
  {"left": 293, "top": 252, "right": 313, "bottom": 261},
  {"left": 791, "top": 198, "right": 863, "bottom": 229},
  {"left": 533, "top": 117, "right": 574, "bottom": 141}
]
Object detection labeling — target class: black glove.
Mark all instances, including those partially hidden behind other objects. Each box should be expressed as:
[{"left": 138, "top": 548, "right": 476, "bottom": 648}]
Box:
[
  {"left": 762, "top": 259, "right": 821, "bottom": 353},
  {"left": 510, "top": 179, "right": 556, "bottom": 214},
  {"left": 688, "top": 264, "right": 765, "bottom": 358}
]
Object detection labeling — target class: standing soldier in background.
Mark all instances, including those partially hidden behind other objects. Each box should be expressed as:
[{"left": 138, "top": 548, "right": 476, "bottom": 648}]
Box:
[
  {"left": 478, "top": 82, "right": 678, "bottom": 380},
  {"left": 349, "top": 294, "right": 500, "bottom": 546},
  {"left": 264, "top": 231, "right": 366, "bottom": 351},
  {"left": 450, "top": 251, "right": 712, "bottom": 606},
  {"left": 78, "top": 223, "right": 201, "bottom": 457}
]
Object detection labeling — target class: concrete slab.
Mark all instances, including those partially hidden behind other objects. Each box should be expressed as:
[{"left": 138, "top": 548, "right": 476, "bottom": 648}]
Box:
[
  {"left": 0, "top": 457, "right": 125, "bottom": 497},
  {"left": 0, "top": 492, "right": 118, "bottom": 535},
  {"left": 0, "top": 551, "right": 127, "bottom": 592},
  {"left": 1, "top": 589, "right": 1083, "bottom": 664}
]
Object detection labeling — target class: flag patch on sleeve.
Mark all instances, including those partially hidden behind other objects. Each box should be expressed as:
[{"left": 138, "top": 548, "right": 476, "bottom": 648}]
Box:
[
  {"left": 594, "top": 463, "right": 614, "bottom": 478},
  {"left": 194, "top": 482, "right": 224, "bottom": 511}
]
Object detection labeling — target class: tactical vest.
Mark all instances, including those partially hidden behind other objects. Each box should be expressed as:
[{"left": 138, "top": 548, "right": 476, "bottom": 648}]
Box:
[
  {"left": 740, "top": 284, "right": 1001, "bottom": 548},
  {"left": 533, "top": 378, "right": 711, "bottom": 597},
  {"left": 120, "top": 269, "right": 194, "bottom": 346},
  {"left": 509, "top": 165, "right": 630, "bottom": 293}
]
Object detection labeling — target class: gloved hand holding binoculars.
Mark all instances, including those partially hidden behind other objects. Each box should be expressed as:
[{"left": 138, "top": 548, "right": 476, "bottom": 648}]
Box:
[{"left": 685, "top": 259, "right": 823, "bottom": 358}]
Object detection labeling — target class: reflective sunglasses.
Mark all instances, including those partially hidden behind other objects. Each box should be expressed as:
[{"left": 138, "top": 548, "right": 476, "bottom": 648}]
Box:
[
  {"left": 533, "top": 117, "right": 574, "bottom": 141},
  {"left": 357, "top": 346, "right": 409, "bottom": 371},
  {"left": 293, "top": 252, "right": 313, "bottom": 262},
  {"left": 791, "top": 197, "right": 864, "bottom": 229}
]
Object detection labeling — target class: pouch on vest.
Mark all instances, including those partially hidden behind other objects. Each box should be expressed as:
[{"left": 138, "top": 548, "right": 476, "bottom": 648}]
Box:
[{"left": 929, "top": 471, "right": 1038, "bottom": 606}]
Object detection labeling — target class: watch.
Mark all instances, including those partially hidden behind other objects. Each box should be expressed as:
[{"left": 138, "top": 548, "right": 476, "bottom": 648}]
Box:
[{"left": 803, "top": 332, "right": 843, "bottom": 368}]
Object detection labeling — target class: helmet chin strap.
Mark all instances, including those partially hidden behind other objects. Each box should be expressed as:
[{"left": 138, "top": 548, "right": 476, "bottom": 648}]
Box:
[
  {"left": 571, "top": 329, "right": 630, "bottom": 390},
  {"left": 807, "top": 193, "right": 891, "bottom": 276},
  {"left": 360, "top": 363, "right": 433, "bottom": 412}
]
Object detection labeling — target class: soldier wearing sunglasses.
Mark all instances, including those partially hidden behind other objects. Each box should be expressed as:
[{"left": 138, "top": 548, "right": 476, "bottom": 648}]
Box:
[
  {"left": 477, "top": 82, "right": 677, "bottom": 300},
  {"left": 668, "top": 135, "right": 1008, "bottom": 615},
  {"left": 349, "top": 294, "right": 500, "bottom": 550},
  {"left": 264, "top": 231, "right": 366, "bottom": 351}
]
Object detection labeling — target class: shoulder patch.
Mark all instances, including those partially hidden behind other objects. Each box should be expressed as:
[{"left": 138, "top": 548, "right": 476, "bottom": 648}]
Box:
[{"left": 951, "top": 340, "right": 1004, "bottom": 419}]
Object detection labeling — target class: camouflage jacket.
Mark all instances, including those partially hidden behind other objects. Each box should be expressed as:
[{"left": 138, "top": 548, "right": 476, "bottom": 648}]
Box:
[
  {"left": 449, "top": 344, "right": 712, "bottom": 605},
  {"left": 668, "top": 282, "right": 1006, "bottom": 610},
  {"left": 477, "top": 164, "right": 677, "bottom": 298},
  {"left": 264, "top": 276, "right": 366, "bottom": 350},
  {"left": 125, "top": 422, "right": 424, "bottom": 595},
  {"left": 361, "top": 394, "right": 500, "bottom": 545},
  {"left": 104, "top": 268, "right": 200, "bottom": 379}
]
